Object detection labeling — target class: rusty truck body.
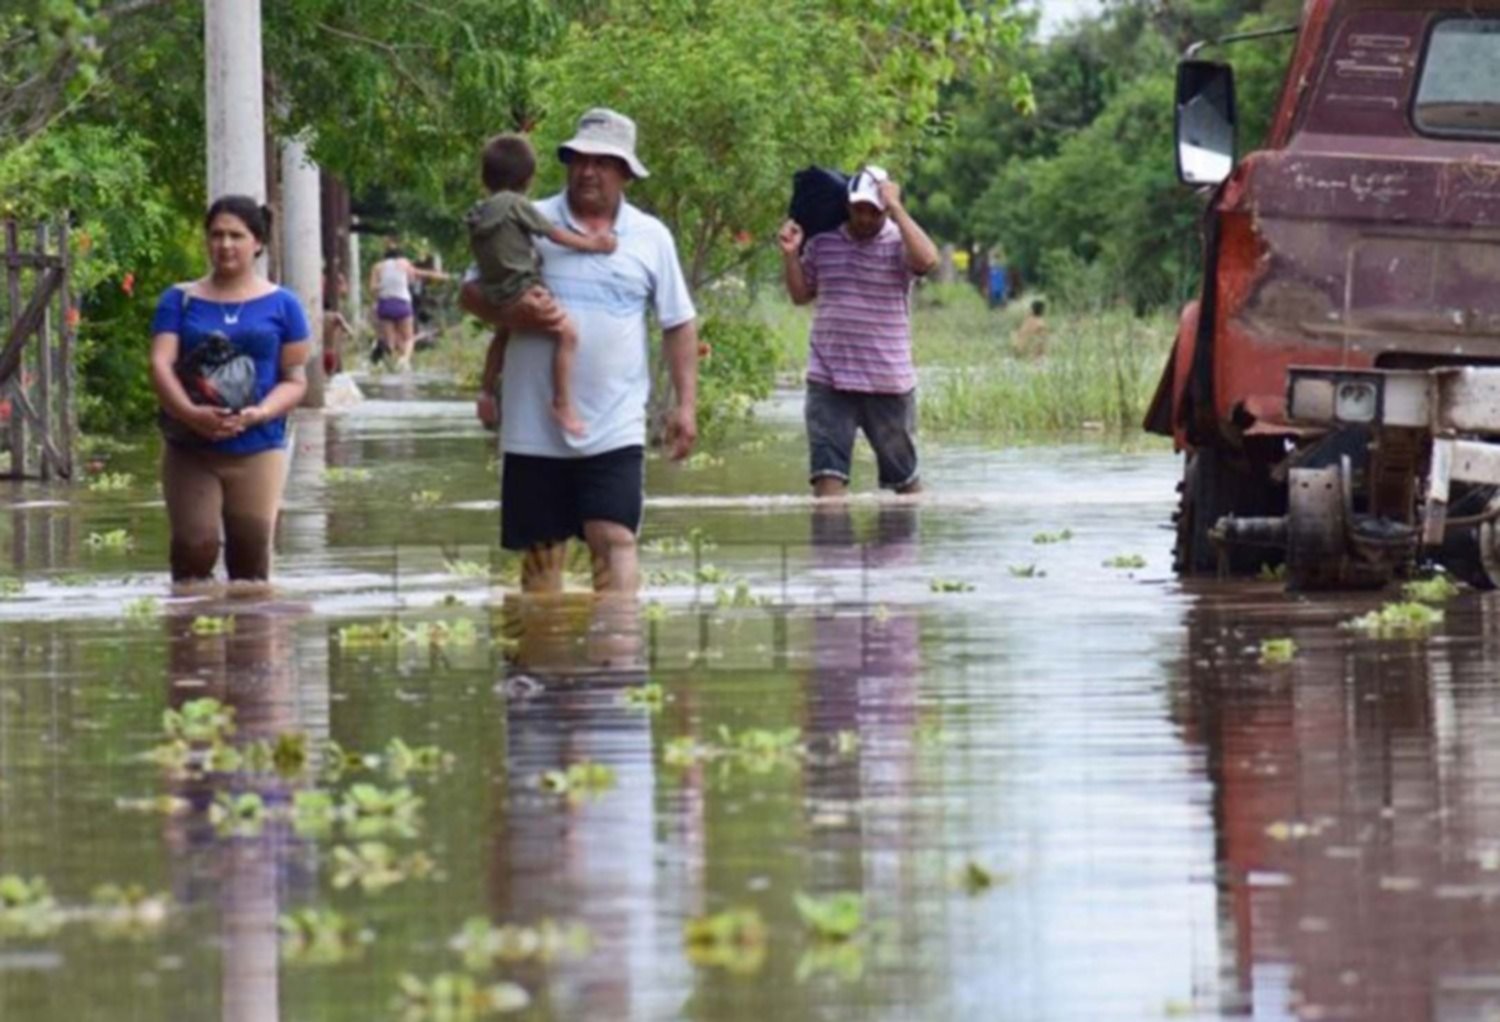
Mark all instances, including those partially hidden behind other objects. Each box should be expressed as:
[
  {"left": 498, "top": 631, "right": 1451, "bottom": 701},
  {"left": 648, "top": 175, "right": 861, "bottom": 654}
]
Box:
[{"left": 1147, "top": 0, "right": 1500, "bottom": 588}]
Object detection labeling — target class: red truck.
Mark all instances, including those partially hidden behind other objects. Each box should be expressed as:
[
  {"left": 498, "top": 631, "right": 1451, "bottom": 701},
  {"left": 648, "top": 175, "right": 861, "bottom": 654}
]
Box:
[{"left": 1147, "top": 0, "right": 1500, "bottom": 588}]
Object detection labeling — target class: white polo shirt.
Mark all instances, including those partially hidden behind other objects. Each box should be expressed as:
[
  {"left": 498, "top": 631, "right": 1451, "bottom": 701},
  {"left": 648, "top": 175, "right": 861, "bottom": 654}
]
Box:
[{"left": 499, "top": 192, "right": 696, "bottom": 458}]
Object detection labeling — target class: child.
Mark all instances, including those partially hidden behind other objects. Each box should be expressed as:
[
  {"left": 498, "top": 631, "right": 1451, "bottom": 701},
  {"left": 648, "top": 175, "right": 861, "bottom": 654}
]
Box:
[{"left": 466, "top": 132, "right": 616, "bottom": 437}]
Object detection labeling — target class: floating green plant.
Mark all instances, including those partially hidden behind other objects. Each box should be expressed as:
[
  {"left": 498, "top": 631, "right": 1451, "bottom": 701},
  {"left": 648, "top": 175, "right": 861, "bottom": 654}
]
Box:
[
  {"left": 409, "top": 489, "right": 444, "bottom": 509},
  {"left": 190, "top": 614, "right": 235, "bottom": 636},
  {"left": 645, "top": 568, "right": 695, "bottom": 586},
  {"left": 88, "top": 884, "right": 172, "bottom": 937},
  {"left": 280, "top": 908, "right": 373, "bottom": 965},
  {"left": 1259, "top": 638, "right": 1298, "bottom": 664},
  {"left": 796, "top": 939, "right": 867, "bottom": 982},
  {"left": 958, "top": 862, "right": 1007, "bottom": 896},
  {"left": 444, "top": 559, "right": 489, "bottom": 579},
  {"left": 85, "top": 529, "right": 134, "bottom": 552},
  {"left": 695, "top": 564, "right": 731, "bottom": 585},
  {"left": 123, "top": 596, "right": 160, "bottom": 621},
  {"left": 1342, "top": 601, "right": 1444, "bottom": 639},
  {"left": 0, "top": 876, "right": 63, "bottom": 937},
  {"left": 239, "top": 732, "right": 310, "bottom": 779},
  {"left": 210, "top": 792, "right": 267, "bottom": 836},
  {"left": 929, "top": 578, "right": 975, "bottom": 593},
  {"left": 394, "top": 973, "right": 529, "bottom": 1020},
  {"left": 539, "top": 760, "right": 617, "bottom": 800},
  {"left": 385, "top": 737, "right": 454, "bottom": 779},
  {"left": 1257, "top": 562, "right": 1288, "bottom": 581},
  {"left": 87, "top": 472, "right": 135, "bottom": 492},
  {"left": 400, "top": 619, "right": 478, "bottom": 647},
  {"left": 0, "top": 577, "right": 20, "bottom": 599},
  {"left": 663, "top": 736, "right": 709, "bottom": 768},
  {"left": 292, "top": 790, "right": 339, "bottom": 837},
  {"left": 114, "top": 794, "right": 191, "bottom": 816},
  {"left": 341, "top": 783, "right": 423, "bottom": 839},
  {"left": 714, "top": 581, "right": 768, "bottom": 608},
  {"left": 1103, "top": 554, "right": 1147, "bottom": 569},
  {"left": 1031, "top": 529, "right": 1073, "bottom": 544},
  {"left": 642, "top": 530, "right": 717, "bottom": 556},
  {"left": 681, "top": 451, "right": 726, "bottom": 469},
  {"left": 163, "top": 698, "right": 236, "bottom": 744},
  {"left": 1402, "top": 575, "right": 1461, "bottom": 604},
  {"left": 683, "top": 907, "right": 767, "bottom": 975},
  {"left": 622, "top": 683, "right": 666, "bottom": 711},
  {"left": 325, "top": 467, "right": 373, "bottom": 483},
  {"left": 331, "top": 842, "right": 435, "bottom": 893},
  {"left": 1008, "top": 564, "right": 1044, "bottom": 578},
  {"left": 723, "top": 726, "right": 803, "bottom": 773},
  {"left": 642, "top": 601, "right": 669, "bottom": 623},
  {"left": 449, "top": 917, "right": 593, "bottom": 971},
  {"left": 794, "top": 891, "right": 864, "bottom": 942},
  {"left": 334, "top": 620, "right": 400, "bottom": 647}
]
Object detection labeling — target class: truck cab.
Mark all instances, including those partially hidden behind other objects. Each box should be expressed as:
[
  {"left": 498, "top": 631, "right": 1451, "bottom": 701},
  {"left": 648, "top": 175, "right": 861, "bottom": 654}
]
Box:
[{"left": 1147, "top": 0, "right": 1500, "bottom": 587}]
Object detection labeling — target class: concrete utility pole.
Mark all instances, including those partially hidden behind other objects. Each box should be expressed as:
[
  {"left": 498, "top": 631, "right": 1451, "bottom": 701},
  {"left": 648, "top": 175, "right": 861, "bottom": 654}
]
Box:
[
  {"left": 347, "top": 219, "right": 362, "bottom": 331},
  {"left": 281, "top": 135, "right": 325, "bottom": 406},
  {"left": 204, "top": 0, "right": 266, "bottom": 203}
]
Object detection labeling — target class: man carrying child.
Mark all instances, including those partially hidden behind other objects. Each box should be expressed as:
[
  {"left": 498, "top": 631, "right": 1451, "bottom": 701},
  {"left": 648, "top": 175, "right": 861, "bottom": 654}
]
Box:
[{"left": 462, "top": 107, "right": 700, "bottom": 594}]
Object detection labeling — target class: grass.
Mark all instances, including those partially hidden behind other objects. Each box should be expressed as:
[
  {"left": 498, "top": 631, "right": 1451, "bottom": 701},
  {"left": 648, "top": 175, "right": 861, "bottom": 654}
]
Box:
[{"left": 752, "top": 284, "right": 1174, "bottom": 436}]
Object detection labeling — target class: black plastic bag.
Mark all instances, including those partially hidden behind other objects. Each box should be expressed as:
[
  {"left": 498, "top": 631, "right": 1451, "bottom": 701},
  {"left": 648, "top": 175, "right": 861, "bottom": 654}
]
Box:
[
  {"left": 788, "top": 166, "right": 850, "bottom": 245},
  {"left": 159, "top": 330, "right": 258, "bottom": 446}
]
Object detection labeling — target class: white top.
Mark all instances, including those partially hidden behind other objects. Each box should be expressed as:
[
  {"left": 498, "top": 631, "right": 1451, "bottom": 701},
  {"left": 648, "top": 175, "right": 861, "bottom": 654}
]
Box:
[
  {"left": 500, "top": 192, "right": 696, "bottom": 458},
  {"left": 374, "top": 259, "right": 412, "bottom": 301}
]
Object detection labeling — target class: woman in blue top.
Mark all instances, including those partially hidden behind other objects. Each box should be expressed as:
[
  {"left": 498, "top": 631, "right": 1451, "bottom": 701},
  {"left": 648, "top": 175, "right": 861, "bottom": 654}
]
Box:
[{"left": 149, "top": 195, "right": 311, "bottom": 583}]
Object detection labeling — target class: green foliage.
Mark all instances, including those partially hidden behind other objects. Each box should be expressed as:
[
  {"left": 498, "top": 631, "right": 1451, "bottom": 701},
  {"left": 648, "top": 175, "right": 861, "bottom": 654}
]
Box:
[
  {"left": 1342, "top": 602, "right": 1444, "bottom": 639},
  {"left": 793, "top": 891, "right": 865, "bottom": 941},
  {"left": 535, "top": 0, "right": 1024, "bottom": 291},
  {"left": 1402, "top": 575, "right": 1462, "bottom": 605},
  {"left": 280, "top": 908, "right": 373, "bottom": 966},
  {"left": 683, "top": 907, "right": 767, "bottom": 974}
]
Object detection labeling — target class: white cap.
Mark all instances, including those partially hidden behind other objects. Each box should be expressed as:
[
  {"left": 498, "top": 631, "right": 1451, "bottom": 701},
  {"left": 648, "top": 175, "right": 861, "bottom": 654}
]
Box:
[{"left": 847, "top": 165, "right": 889, "bottom": 209}]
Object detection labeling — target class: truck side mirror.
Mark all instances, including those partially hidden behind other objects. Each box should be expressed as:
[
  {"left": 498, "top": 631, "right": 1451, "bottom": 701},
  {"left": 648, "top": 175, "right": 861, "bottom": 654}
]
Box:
[{"left": 1175, "top": 60, "right": 1237, "bottom": 186}]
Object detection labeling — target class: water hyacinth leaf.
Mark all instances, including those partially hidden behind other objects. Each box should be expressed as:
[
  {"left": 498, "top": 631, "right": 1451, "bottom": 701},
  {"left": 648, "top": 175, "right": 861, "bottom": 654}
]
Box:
[
  {"left": 1402, "top": 575, "right": 1461, "bottom": 604},
  {"left": 280, "top": 908, "right": 373, "bottom": 965},
  {"left": 210, "top": 791, "right": 267, "bottom": 836},
  {"left": 683, "top": 907, "right": 767, "bottom": 974},
  {"left": 0, "top": 875, "right": 64, "bottom": 937},
  {"left": 0, "top": 577, "right": 21, "bottom": 599},
  {"left": 539, "top": 761, "right": 617, "bottom": 800},
  {"left": 1259, "top": 638, "right": 1297, "bottom": 664},
  {"left": 86, "top": 471, "right": 134, "bottom": 492},
  {"left": 114, "top": 794, "right": 191, "bottom": 816},
  {"left": 622, "top": 683, "right": 666, "bottom": 711},
  {"left": 162, "top": 698, "right": 235, "bottom": 743},
  {"left": 1031, "top": 529, "right": 1073, "bottom": 544},
  {"left": 409, "top": 489, "right": 444, "bottom": 509},
  {"left": 449, "top": 916, "right": 593, "bottom": 970},
  {"left": 929, "top": 578, "right": 975, "bottom": 592},
  {"left": 1103, "top": 554, "right": 1147, "bottom": 569},
  {"left": 394, "top": 972, "right": 529, "bottom": 1018},
  {"left": 386, "top": 737, "right": 454, "bottom": 779},
  {"left": 331, "top": 843, "right": 435, "bottom": 893},
  {"left": 444, "top": 559, "right": 489, "bottom": 579},
  {"left": 325, "top": 466, "right": 373, "bottom": 483},
  {"left": 87, "top": 884, "right": 172, "bottom": 936},
  {"left": 121, "top": 596, "right": 160, "bottom": 622},
  {"left": 793, "top": 891, "right": 864, "bottom": 941},
  {"left": 1342, "top": 601, "right": 1443, "bottom": 639},
  {"left": 958, "top": 861, "right": 1007, "bottom": 895},
  {"left": 1008, "top": 564, "right": 1044, "bottom": 578},
  {"left": 190, "top": 615, "right": 235, "bottom": 636},
  {"left": 292, "top": 790, "right": 339, "bottom": 837},
  {"left": 85, "top": 529, "right": 133, "bottom": 551}
]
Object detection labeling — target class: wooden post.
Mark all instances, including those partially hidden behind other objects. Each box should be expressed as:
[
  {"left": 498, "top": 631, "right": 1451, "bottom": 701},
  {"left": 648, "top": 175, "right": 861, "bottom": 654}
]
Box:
[
  {"left": 56, "top": 219, "right": 73, "bottom": 478},
  {"left": 34, "top": 225, "right": 52, "bottom": 481},
  {"left": 6, "top": 221, "right": 24, "bottom": 479}
]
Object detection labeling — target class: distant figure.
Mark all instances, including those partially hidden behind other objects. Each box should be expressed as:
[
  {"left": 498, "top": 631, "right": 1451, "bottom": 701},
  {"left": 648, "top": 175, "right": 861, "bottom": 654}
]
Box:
[
  {"left": 987, "top": 263, "right": 1009, "bottom": 308},
  {"left": 778, "top": 165, "right": 939, "bottom": 497},
  {"left": 368, "top": 239, "right": 446, "bottom": 372},
  {"left": 1013, "top": 298, "right": 1049, "bottom": 359},
  {"left": 465, "top": 132, "right": 617, "bottom": 437}
]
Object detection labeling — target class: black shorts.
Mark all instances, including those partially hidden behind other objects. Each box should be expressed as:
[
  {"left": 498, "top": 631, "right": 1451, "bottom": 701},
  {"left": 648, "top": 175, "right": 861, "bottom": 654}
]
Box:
[{"left": 500, "top": 446, "right": 645, "bottom": 551}]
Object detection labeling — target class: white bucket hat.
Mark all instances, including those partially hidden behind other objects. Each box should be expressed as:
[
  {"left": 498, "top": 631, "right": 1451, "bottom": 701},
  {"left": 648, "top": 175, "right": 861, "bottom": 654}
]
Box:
[
  {"left": 847, "top": 165, "right": 889, "bottom": 209},
  {"left": 558, "top": 108, "right": 650, "bottom": 179}
]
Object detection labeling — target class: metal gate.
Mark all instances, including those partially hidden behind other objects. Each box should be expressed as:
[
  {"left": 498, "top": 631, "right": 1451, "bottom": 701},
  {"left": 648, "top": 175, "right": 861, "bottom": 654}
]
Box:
[{"left": 1, "top": 220, "right": 74, "bottom": 481}]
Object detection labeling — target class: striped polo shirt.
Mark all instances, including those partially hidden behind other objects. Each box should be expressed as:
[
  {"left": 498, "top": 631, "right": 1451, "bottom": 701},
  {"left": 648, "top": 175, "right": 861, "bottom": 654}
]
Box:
[{"left": 802, "top": 220, "right": 916, "bottom": 394}]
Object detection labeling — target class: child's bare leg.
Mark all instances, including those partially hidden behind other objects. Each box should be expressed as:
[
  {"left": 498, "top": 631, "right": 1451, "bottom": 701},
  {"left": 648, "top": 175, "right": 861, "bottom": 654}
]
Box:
[{"left": 551, "top": 315, "right": 585, "bottom": 437}]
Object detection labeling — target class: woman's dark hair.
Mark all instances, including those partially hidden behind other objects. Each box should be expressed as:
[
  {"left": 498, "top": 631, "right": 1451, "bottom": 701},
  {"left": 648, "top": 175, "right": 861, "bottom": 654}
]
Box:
[
  {"left": 383, "top": 246, "right": 404, "bottom": 259},
  {"left": 204, "top": 195, "right": 272, "bottom": 254},
  {"left": 481, "top": 133, "right": 537, "bottom": 193}
]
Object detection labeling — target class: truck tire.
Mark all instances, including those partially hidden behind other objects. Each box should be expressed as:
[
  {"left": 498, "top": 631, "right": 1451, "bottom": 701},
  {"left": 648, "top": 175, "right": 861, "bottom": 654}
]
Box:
[{"left": 1173, "top": 445, "right": 1285, "bottom": 577}]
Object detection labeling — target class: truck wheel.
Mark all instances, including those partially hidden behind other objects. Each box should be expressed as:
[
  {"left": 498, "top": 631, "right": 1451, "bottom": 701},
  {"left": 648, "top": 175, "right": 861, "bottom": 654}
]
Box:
[{"left": 1173, "top": 445, "right": 1285, "bottom": 576}]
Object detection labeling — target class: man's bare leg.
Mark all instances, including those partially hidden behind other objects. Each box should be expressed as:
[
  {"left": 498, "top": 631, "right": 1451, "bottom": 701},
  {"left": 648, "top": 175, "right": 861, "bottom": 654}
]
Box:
[
  {"left": 583, "top": 520, "right": 639, "bottom": 594},
  {"left": 520, "top": 541, "right": 567, "bottom": 593},
  {"left": 813, "top": 477, "right": 849, "bottom": 499}
]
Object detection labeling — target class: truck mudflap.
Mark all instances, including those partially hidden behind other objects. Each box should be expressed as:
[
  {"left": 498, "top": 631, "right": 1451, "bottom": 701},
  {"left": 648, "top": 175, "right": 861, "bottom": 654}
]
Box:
[{"left": 1210, "top": 364, "right": 1500, "bottom": 589}]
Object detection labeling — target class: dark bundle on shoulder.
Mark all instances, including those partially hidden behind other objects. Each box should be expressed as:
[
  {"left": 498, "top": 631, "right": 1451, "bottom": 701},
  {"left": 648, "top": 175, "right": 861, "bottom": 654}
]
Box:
[{"left": 788, "top": 166, "right": 850, "bottom": 245}]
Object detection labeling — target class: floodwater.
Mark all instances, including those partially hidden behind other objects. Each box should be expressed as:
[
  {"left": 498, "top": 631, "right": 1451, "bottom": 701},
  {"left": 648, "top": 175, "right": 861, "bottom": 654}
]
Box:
[{"left": 2, "top": 375, "right": 1499, "bottom": 1021}]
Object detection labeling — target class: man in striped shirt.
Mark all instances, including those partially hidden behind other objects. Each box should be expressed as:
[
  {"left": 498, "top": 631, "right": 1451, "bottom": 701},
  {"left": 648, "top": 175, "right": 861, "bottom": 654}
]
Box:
[{"left": 778, "top": 166, "right": 939, "bottom": 497}]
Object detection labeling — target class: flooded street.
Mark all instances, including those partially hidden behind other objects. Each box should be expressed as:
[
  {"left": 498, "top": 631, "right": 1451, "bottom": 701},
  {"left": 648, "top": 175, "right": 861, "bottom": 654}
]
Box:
[{"left": 4, "top": 377, "right": 1500, "bottom": 1021}]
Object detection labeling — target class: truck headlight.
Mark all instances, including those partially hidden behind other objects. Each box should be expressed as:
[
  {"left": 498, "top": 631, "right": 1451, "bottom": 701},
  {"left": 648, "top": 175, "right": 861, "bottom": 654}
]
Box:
[{"left": 1335, "top": 380, "right": 1379, "bottom": 423}]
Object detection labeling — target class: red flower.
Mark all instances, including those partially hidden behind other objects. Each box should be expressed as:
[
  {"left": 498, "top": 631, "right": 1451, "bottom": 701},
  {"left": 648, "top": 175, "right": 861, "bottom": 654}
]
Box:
[
  {"left": 65, "top": 307, "right": 80, "bottom": 329},
  {"left": 697, "top": 342, "right": 711, "bottom": 360},
  {"left": 121, "top": 272, "right": 135, "bottom": 296},
  {"left": 77, "top": 231, "right": 93, "bottom": 253},
  {"left": 734, "top": 230, "right": 752, "bottom": 247}
]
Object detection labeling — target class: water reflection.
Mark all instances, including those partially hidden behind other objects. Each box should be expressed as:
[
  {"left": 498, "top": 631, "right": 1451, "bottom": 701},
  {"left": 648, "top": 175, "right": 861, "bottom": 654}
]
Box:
[
  {"left": 488, "top": 595, "right": 688, "bottom": 1017},
  {"left": 1177, "top": 589, "right": 1500, "bottom": 1021},
  {"left": 163, "top": 603, "right": 319, "bottom": 1022}
]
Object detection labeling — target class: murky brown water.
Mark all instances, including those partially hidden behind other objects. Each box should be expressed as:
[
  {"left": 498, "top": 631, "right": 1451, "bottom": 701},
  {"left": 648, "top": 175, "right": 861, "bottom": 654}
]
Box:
[{"left": 1, "top": 374, "right": 1496, "bottom": 1020}]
